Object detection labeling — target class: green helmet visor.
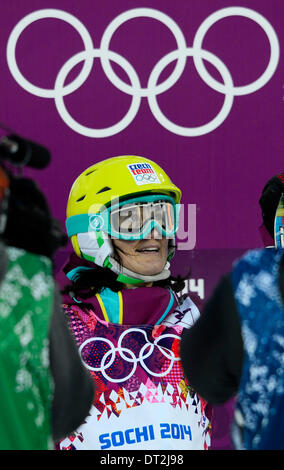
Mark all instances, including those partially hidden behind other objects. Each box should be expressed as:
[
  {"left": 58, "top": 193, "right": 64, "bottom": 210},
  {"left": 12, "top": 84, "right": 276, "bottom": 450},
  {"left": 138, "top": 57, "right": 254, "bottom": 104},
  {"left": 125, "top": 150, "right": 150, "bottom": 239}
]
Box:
[{"left": 66, "top": 195, "right": 180, "bottom": 240}]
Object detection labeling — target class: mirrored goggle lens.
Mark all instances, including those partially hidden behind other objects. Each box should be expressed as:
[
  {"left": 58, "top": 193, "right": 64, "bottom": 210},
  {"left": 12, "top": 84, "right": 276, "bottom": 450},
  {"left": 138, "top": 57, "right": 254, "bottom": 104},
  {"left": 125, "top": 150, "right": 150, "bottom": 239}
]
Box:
[{"left": 110, "top": 201, "right": 176, "bottom": 236}]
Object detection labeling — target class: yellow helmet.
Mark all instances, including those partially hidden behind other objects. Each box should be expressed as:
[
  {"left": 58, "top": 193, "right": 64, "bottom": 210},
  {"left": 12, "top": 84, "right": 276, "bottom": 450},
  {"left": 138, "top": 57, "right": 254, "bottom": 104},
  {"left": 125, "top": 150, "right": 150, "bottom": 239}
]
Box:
[
  {"left": 67, "top": 155, "right": 181, "bottom": 219},
  {"left": 66, "top": 155, "right": 181, "bottom": 284}
]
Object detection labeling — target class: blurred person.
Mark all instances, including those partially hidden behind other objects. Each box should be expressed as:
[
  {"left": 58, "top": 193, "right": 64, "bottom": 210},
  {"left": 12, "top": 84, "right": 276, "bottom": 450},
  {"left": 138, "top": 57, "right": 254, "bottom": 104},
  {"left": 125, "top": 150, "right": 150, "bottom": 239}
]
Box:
[
  {"left": 180, "top": 173, "right": 284, "bottom": 450},
  {"left": 0, "top": 163, "right": 94, "bottom": 450}
]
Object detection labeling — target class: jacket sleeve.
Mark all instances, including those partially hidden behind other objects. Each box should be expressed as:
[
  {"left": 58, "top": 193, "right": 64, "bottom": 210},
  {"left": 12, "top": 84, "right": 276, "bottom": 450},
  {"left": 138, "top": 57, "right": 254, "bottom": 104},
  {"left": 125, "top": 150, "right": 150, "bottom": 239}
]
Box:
[
  {"left": 49, "top": 286, "right": 95, "bottom": 442},
  {"left": 180, "top": 274, "right": 244, "bottom": 404}
]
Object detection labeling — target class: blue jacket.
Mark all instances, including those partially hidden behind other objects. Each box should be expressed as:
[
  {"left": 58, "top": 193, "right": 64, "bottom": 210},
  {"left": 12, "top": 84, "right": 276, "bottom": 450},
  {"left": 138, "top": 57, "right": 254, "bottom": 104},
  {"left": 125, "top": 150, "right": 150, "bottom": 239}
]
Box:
[{"left": 231, "top": 248, "right": 284, "bottom": 450}]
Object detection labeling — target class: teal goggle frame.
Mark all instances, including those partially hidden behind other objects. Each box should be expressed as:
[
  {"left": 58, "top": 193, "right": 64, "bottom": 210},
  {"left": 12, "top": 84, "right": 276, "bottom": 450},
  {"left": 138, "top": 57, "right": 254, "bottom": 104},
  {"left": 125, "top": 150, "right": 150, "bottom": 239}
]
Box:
[{"left": 66, "top": 195, "right": 180, "bottom": 241}]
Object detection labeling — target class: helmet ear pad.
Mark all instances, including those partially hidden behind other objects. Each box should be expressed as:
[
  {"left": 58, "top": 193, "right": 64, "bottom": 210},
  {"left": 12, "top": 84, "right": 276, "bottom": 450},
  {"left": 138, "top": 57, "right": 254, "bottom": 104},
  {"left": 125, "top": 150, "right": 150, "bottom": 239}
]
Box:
[{"left": 74, "top": 231, "right": 113, "bottom": 267}]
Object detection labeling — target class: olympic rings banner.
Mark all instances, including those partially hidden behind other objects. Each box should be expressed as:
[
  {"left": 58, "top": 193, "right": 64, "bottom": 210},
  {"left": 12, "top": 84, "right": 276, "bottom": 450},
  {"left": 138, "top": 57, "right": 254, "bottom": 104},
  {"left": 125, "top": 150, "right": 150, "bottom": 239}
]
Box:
[{"left": 0, "top": 0, "right": 283, "bottom": 450}]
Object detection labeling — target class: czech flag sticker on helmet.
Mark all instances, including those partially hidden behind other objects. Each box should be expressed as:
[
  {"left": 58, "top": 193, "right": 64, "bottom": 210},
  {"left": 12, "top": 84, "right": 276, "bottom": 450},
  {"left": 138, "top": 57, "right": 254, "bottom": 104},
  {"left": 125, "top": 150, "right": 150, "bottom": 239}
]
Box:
[{"left": 127, "top": 162, "right": 161, "bottom": 186}]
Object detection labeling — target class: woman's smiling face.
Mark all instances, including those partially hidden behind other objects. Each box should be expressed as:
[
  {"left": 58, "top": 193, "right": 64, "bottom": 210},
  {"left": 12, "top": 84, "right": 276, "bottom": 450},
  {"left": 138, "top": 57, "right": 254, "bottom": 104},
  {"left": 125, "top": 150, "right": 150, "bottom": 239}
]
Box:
[{"left": 112, "top": 228, "right": 169, "bottom": 277}]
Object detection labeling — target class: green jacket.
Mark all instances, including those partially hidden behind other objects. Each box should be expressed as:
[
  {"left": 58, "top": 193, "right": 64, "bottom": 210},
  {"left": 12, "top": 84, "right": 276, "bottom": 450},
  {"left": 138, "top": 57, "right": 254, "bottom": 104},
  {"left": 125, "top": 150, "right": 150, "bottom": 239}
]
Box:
[{"left": 0, "top": 245, "right": 54, "bottom": 450}]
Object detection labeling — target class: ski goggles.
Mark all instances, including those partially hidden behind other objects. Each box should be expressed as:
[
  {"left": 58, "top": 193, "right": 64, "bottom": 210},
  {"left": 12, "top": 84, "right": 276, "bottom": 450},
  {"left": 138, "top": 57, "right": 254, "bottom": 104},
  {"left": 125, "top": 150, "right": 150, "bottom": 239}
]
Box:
[{"left": 66, "top": 195, "right": 180, "bottom": 240}]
